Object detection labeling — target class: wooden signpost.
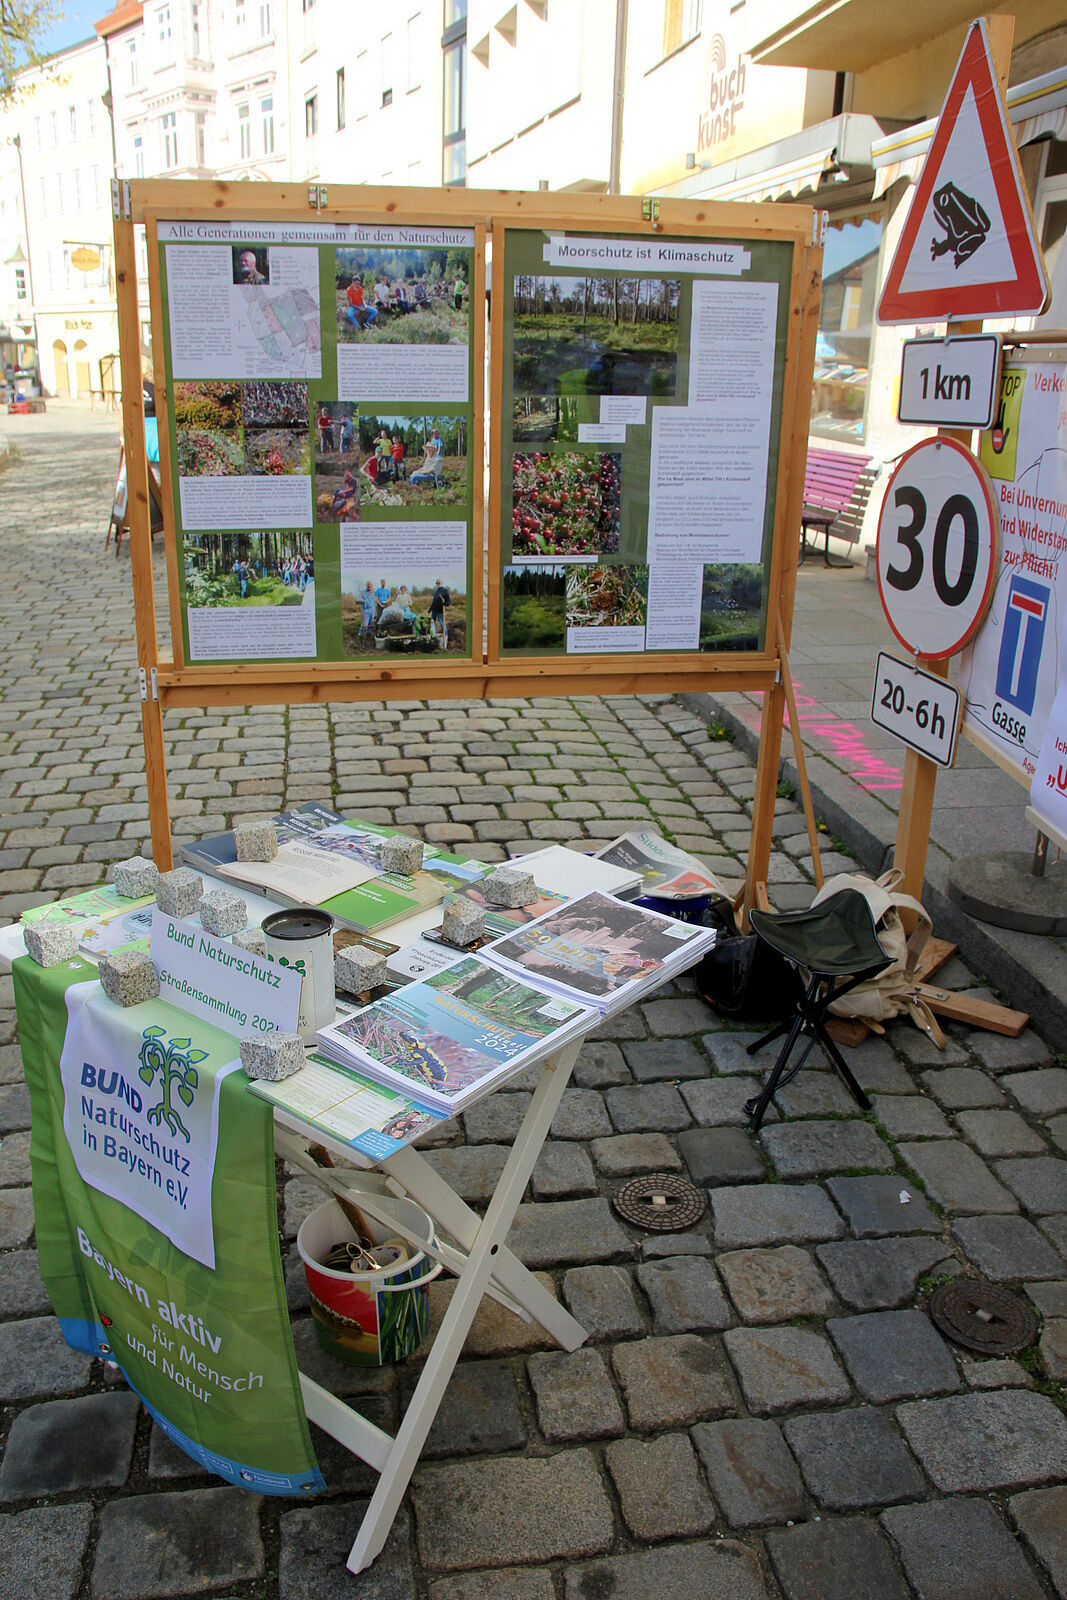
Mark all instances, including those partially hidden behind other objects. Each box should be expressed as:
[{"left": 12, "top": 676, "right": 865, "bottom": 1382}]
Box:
[{"left": 113, "top": 181, "right": 822, "bottom": 911}]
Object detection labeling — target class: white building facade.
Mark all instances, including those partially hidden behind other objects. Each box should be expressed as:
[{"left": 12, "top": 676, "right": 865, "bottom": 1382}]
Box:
[{"left": 0, "top": 36, "right": 119, "bottom": 398}]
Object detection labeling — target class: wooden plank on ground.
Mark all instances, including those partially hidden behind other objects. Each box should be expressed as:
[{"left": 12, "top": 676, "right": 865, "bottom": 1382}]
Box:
[
  {"left": 913, "top": 938, "right": 957, "bottom": 985},
  {"left": 916, "top": 983, "right": 1029, "bottom": 1038}
]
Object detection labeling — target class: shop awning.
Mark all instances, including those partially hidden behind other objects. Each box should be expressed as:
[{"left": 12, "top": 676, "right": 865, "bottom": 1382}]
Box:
[
  {"left": 658, "top": 112, "right": 907, "bottom": 205},
  {"left": 705, "top": 146, "right": 836, "bottom": 204},
  {"left": 872, "top": 65, "right": 1067, "bottom": 198}
]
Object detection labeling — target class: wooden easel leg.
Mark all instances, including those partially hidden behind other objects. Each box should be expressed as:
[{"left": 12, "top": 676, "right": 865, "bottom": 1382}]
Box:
[
  {"left": 744, "top": 680, "right": 788, "bottom": 926},
  {"left": 141, "top": 692, "right": 173, "bottom": 871},
  {"left": 777, "top": 633, "right": 824, "bottom": 890}
]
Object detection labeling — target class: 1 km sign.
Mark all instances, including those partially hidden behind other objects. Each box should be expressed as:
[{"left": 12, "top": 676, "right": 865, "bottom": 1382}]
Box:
[
  {"left": 898, "top": 335, "right": 1000, "bottom": 428},
  {"left": 876, "top": 437, "right": 1000, "bottom": 660}
]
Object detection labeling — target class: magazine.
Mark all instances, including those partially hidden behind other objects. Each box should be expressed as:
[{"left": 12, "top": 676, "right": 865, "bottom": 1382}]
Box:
[
  {"left": 593, "top": 829, "right": 724, "bottom": 901},
  {"left": 247, "top": 1049, "right": 447, "bottom": 1165},
  {"left": 316, "top": 956, "right": 594, "bottom": 1113},
  {"left": 482, "top": 890, "right": 717, "bottom": 1012}
]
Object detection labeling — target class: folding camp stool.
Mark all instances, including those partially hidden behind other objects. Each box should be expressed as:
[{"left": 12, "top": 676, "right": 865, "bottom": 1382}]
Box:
[{"left": 742, "top": 888, "right": 892, "bottom": 1133}]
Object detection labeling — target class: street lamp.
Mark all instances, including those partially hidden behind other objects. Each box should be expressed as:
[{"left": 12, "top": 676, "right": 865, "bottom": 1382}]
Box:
[{"left": 8, "top": 134, "right": 41, "bottom": 393}]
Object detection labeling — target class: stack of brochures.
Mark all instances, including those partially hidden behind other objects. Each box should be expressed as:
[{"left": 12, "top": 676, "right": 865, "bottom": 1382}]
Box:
[
  {"left": 316, "top": 892, "right": 716, "bottom": 1114},
  {"left": 316, "top": 955, "right": 595, "bottom": 1113}
]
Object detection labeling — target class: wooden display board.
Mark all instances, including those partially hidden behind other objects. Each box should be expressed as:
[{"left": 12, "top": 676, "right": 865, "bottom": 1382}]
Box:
[{"left": 114, "top": 181, "right": 822, "bottom": 897}]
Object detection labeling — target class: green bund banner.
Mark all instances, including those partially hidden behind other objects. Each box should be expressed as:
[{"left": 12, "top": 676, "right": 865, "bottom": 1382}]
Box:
[{"left": 14, "top": 953, "right": 323, "bottom": 1494}]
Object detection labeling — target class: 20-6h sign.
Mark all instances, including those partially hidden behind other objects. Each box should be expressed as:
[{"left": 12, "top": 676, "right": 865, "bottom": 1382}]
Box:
[{"left": 877, "top": 437, "right": 1000, "bottom": 660}]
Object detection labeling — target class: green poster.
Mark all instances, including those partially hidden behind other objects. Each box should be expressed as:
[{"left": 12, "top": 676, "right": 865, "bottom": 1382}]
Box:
[
  {"left": 14, "top": 954, "right": 323, "bottom": 1494},
  {"left": 499, "top": 227, "right": 794, "bottom": 658},
  {"left": 156, "top": 218, "right": 476, "bottom": 668}
]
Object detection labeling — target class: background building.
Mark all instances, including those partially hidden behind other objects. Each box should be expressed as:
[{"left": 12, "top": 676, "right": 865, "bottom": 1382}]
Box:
[{"left": 2, "top": 0, "right": 1065, "bottom": 469}]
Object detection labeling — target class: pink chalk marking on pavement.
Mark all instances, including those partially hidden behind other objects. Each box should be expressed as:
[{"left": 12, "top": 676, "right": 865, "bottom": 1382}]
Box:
[{"left": 745, "top": 687, "right": 904, "bottom": 793}]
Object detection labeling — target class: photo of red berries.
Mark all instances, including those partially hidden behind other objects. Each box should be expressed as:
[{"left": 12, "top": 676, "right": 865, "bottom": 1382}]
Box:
[{"left": 511, "top": 451, "right": 621, "bottom": 559}]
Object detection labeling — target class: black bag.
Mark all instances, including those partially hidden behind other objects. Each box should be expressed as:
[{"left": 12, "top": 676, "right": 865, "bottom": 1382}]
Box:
[{"left": 694, "top": 897, "right": 803, "bottom": 1024}]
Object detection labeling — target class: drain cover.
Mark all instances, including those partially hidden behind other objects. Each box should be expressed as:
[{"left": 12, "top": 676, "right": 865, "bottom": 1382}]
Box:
[
  {"left": 928, "top": 1279, "right": 1038, "bottom": 1356},
  {"left": 612, "top": 1173, "right": 706, "bottom": 1232}
]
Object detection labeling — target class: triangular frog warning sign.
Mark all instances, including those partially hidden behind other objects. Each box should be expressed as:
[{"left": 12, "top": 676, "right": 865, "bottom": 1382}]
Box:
[{"left": 877, "top": 18, "right": 1049, "bottom": 324}]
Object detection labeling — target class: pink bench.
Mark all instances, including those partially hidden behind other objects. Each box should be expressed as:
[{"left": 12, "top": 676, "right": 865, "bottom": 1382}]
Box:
[{"left": 802, "top": 447, "right": 876, "bottom": 567}]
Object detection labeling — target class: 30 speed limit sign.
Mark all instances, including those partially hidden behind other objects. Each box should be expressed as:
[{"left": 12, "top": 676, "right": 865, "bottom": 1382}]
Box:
[{"left": 876, "top": 437, "right": 1000, "bottom": 659}]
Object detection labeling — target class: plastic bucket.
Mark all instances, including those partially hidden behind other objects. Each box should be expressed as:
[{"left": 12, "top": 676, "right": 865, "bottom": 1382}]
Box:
[{"left": 297, "top": 1197, "right": 440, "bottom": 1366}]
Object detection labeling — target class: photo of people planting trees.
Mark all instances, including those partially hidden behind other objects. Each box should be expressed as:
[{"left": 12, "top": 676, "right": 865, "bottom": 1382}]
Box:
[
  {"left": 356, "top": 413, "right": 467, "bottom": 508},
  {"left": 511, "top": 451, "right": 620, "bottom": 558},
  {"left": 512, "top": 275, "right": 679, "bottom": 395},
  {"left": 335, "top": 246, "right": 470, "bottom": 345},
  {"left": 183, "top": 531, "right": 315, "bottom": 607},
  {"left": 340, "top": 568, "right": 465, "bottom": 657}
]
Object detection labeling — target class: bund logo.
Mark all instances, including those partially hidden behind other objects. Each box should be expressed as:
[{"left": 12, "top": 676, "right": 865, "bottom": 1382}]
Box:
[
  {"left": 697, "top": 34, "right": 746, "bottom": 152},
  {"left": 138, "top": 1025, "right": 207, "bottom": 1143}
]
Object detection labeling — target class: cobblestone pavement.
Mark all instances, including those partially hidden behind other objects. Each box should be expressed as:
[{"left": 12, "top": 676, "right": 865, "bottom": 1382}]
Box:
[{"left": 0, "top": 407, "right": 1066, "bottom": 1599}]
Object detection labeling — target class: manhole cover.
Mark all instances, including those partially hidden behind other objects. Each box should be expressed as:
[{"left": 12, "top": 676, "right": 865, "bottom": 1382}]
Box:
[
  {"left": 612, "top": 1173, "right": 706, "bottom": 1232},
  {"left": 928, "top": 1279, "right": 1038, "bottom": 1355}
]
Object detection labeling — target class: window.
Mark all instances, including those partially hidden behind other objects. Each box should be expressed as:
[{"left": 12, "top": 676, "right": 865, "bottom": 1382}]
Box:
[
  {"left": 662, "top": 0, "right": 702, "bottom": 57},
  {"left": 49, "top": 110, "right": 58, "bottom": 146},
  {"left": 302, "top": 0, "right": 315, "bottom": 51},
  {"left": 133, "top": 134, "right": 144, "bottom": 176},
  {"left": 32, "top": 114, "right": 41, "bottom": 149},
  {"left": 407, "top": 13, "right": 421, "bottom": 91},
  {"left": 305, "top": 93, "right": 318, "bottom": 172},
  {"left": 158, "top": 4, "right": 172, "bottom": 53},
  {"left": 811, "top": 212, "right": 884, "bottom": 444},
  {"left": 14, "top": 267, "right": 26, "bottom": 300},
  {"left": 259, "top": 0, "right": 271, "bottom": 35},
  {"left": 238, "top": 101, "right": 251, "bottom": 157},
  {"left": 162, "top": 110, "right": 179, "bottom": 168},
  {"left": 68, "top": 104, "right": 77, "bottom": 141},
  {"left": 38, "top": 176, "right": 48, "bottom": 216},
  {"left": 89, "top": 165, "right": 100, "bottom": 206},
  {"left": 128, "top": 38, "right": 140, "bottom": 87},
  {"left": 62, "top": 248, "right": 72, "bottom": 290},
  {"left": 442, "top": 37, "right": 465, "bottom": 182},
  {"left": 86, "top": 98, "right": 96, "bottom": 136},
  {"left": 195, "top": 112, "right": 206, "bottom": 165},
  {"left": 71, "top": 169, "right": 81, "bottom": 209},
  {"left": 380, "top": 34, "right": 392, "bottom": 105},
  {"left": 443, "top": 0, "right": 466, "bottom": 22},
  {"left": 235, "top": 0, "right": 246, "bottom": 29},
  {"left": 191, "top": 1, "right": 202, "bottom": 54},
  {"left": 336, "top": 67, "right": 345, "bottom": 128},
  {"left": 261, "top": 94, "right": 274, "bottom": 153}
]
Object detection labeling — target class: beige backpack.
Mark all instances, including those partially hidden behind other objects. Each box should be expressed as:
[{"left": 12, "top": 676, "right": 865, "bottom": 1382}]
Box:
[{"left": 812, "top": 869, "right": 945, "bottom": 1045}]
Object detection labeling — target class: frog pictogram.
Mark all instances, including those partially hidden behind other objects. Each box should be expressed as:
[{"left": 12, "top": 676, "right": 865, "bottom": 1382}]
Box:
[{"left": 931, "top": 182, "right": 991, "bottom": 268}]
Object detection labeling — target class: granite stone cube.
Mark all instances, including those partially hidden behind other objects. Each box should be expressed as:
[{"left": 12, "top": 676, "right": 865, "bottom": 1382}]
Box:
[
  {"left": 22, "top": 921, "right": 79, "bottom": 967},
  {"left": 233, "top": 820, "right": 278, "bottom": 863},
  {"left": 334, "top": 944, "right": 387, "bottom": 995},
  {"left": 155, "top": 868, "right": 204, "bottom": 919},
  {"left": 442, "top": 898, "right": 486, "bottom": 946},
  {"left": 380, "top": 834, "right": 424, "bottom": 875},
  {"left": 98, "top": 950, "right": 160, "bottom": 1008},
  {"left": 230, "top": 927, "right": 266, "bottom": 956},
  {"left": 240, "top": 1033, "right": 305, "bottom": 1082},
  {"left": 109, "top": 856, "right": 159, "bottom": 900},
  {"left": 199, "top": 889, "right": 248, "bottom": 937},
  {"left": 482, "top": 866, "right": 538, "bottom": 907}
]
